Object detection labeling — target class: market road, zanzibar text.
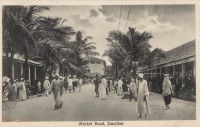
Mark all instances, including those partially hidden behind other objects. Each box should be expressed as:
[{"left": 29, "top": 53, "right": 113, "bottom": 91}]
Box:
[{"left": 79, "top": 122, "right": 124, "bottom": 126}]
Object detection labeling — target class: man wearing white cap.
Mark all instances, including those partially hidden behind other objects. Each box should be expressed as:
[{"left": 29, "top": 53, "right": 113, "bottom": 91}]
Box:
[
  {"left": 43, "top": 77, "right": 50, "bottom": 97},
  {"left": 137, "top": 73, "right": 150, "bottom": 119},
  {"left": 51, "top": 73, "right": 64, "bottom": 110}
]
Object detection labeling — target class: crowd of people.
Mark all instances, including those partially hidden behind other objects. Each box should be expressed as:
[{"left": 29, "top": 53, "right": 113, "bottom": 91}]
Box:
[
  {"left": 91, "top": 73, "right": 175, "bottom": 118},
  {"left": 3, "top": 72, "right": 175, "bottom": 118}
]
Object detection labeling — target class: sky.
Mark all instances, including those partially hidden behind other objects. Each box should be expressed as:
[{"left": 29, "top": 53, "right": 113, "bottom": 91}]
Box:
[{"left": 40, "top": 5, "right": 195, "bottom": 65}]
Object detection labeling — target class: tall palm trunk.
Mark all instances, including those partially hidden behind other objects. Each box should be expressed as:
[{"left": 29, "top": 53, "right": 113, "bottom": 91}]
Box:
[
  {"left": 115, "top": 63, "right": 118, "bottom": 78},
  {"left": 5, "top": 52, "right": 14, "bottom": 78},
  {"left": 24, "top": 52, "right": 29, "bottom": 80},
  {"left": 24, "top": 40, "right": 30, "bottom": 80}
]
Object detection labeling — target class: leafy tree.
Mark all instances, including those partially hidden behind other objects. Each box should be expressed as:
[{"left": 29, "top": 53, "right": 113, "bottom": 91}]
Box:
[{"left": 104, "top": 27, "right": 165, "bottom": 77}]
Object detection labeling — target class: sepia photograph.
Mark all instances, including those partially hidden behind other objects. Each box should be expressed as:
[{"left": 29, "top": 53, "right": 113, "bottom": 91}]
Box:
[{"left": 1, "top": 0, "right": 199, "bottom": 126}]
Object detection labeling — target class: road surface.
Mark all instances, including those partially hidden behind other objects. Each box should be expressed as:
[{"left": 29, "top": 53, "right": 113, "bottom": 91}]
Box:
[{"left": 2, "top": 84, "right": 195, "bottom": 121}]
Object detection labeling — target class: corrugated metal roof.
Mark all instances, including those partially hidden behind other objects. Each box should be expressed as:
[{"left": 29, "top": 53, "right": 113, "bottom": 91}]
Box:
[
  {"left": 3, "top": 55, "right": 42, "bottom": 66},
  {"left": 152, "top": 40, "right": 195, "bottom": 66}
]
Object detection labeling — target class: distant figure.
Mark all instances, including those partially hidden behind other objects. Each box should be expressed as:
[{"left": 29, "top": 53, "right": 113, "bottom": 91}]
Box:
[
  {"left": 73, "top": 75, "right": 78, "bottom": 92},
  {"left": 94, "top": 74, "right": 101, "bottom": 97},
  {"left": 137, "top": 73, "right": 150, "bottom": 119},
  {"left": 37, "top": 80, "right": 42, "bottom": 97},
  {"left": 162, "top": 74, "right": 173, "bottom": 110},
  {"left": 68, "top": 75, "right": 73, "bottom": 93},
  {"left": 51, "top": 73, "right": 64, "bottom": 110},
  {"left": 117, "top": 77, "right": 123, "bottom": 96},
  {"left": 99, "top": 75, "right": 107, "bottom": 100},
  {"left": 129, "top": 78, "right": 137, "bottom": 102},
  {"left": 78, "top": 77, "right": 83, "bottom": 92},
  {"left": 63, "top": 78, "right": 68, "bottom": 93},
  {"left": 19, "top": 78, "right": 27, "bottom": 101},
  {"left": 25, "top": 80, "right": 31, "bottom": 99},
  {"left": 43, "top": 77, "right": 50, "bottom": 97},
  {"left": 114, "top": 79, "right": 118, "bottom": 93}
]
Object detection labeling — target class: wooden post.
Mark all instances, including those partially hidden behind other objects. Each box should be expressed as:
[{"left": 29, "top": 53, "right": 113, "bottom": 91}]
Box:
[
  {"left": 182, "top": 63, "right": 186, "bottom": 87},
  {"left": 34, "top": 66, "right": 37, "bottom": 80},
  {"left": 21, "top": 63, "right": 23, "bottom": 77},
  {"left": 29, "top": 65, "right": 31, "bottom": 81},
  {"left": 173, "top": 65, "right": 176, "bottom": 77},
  {"left": 193, "top": 61, "right": 196, "bottom": 77},
  {"left": 12, "top": 62, "right": 14, "bottom": 79},
  {"left": 160, "top": 68, "right": 162, "bottom": 78}
]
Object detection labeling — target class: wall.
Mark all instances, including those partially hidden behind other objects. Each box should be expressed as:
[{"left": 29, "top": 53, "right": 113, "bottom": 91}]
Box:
[{"left": 87, "top": 61, "right": 105, "bottom": 75}]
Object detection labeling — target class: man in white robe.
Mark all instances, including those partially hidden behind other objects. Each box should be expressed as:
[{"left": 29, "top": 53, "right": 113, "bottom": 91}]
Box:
[
  {"left": 51, "top": 73, "right": 64, "bottom": 110},
  {"left": 99, "top": 76, "right": 107, "bottom": 100},
  {"left": 43, "top": 77, "right": 50, "bottom": 96},
  {"left": 137, "top": 73, "right": 150, "bottom": 118},
  {"left": 117, "top": 77, "right": 123, "bottom": 96}
]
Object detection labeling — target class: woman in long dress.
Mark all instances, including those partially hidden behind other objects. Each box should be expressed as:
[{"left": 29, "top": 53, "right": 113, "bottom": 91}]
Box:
[
  {"left": 117, "top": 77, "right": 123, "bottom": 96},
  {"left": 99, "top": 76, "right": 107, "bottom": 100},
  {"left": 67, "top": 75, "right": 73, "bottom": 93},
  {"left": 43, "top": 77, "right": 50, "bottom": 96},
  {"left": 162, "top": 74, "right": 173, "bottom": 110},
  {"left": 19, "top": 78, "right": 27, "bottom": 101},
  {"left": 129, "top": 78, "right": 137, "bottom": 101},
  {"left": 137, "top": 74, "right": 150, "bottom": 118}
]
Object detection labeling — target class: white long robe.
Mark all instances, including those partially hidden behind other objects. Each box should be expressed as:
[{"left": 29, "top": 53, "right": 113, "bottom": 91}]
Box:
[
  {"left": 117, "top": 79, "right": 123, "bottom": 95},
  {"left": 129, "top": 81, "right": 137, "bottom": 97},
  {"left": 19, "top": 81, "right": 27, "bottom": 101},
  {"left": 137, "top": 80, "right": 150, "bottom": 114},
  {"left": 99, "top": 78, "right": 107, "bottom": 99},
  {"left": 68, "top": 78, "right": 73, "bottom": 90},
  {"left": 43, "top": 80, "right": 50, "bottom": 95}
]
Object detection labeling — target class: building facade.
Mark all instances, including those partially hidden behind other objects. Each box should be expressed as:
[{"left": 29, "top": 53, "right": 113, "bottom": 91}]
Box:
[
  {"left": 86, "top": 57, "right": 106, "bottom": 77},
  {"left": 138, "top": 40, "right": 195, "bottom": 100}
]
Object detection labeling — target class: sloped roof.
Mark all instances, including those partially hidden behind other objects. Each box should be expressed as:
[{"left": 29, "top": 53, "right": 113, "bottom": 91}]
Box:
[
  {"left": 152, "top": 40, "right": 195, "bottom": 66},
  {"left": 3, "top": 55, "right": 42, "bottom": 66},
  {"left": 88, "top": 56, "right": 106, "bottom": 67}
]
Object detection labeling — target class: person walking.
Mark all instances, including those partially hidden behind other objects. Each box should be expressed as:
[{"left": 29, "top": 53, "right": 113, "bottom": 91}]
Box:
[
  {"left": 19, "top": 78, "right": 27, "bottom": 101},
  {"left": 78, "top": 77, "right": 83, "bottom": 92},
  {"left": 94, "top": 74, "right": 100, "bottom": 97},
  {"left": 114, "top": 79, "right": 118, "bottom": 93},
  {"left": 63, "top": 78, "right": 68, "bottom": 93},
  {"left": 37, "top": 80, "right": 42, "bottom": 97},
  {"left": 117, "top": 77, "right": 123, "bottom": 96},
  {"left": 129, "top": 78, "right": 137, "bottom": 102},
  {"left": 68, "top": 75, "right": 73, "bottom": 93},
  {"left": 25, "top": 80, "right": 31, "bottom": 99},
  {"left": 162, "top": 74, "right": 173, "bottom": 110},
  {"left": 137, "top": 73, "right": 150, "bottom": 119},
  {"left": 51, "top": 73, "right": 64, "bottom": 110},
  {"left": 43, "top": 77, "right": 50, "bottom": 97},
  {"left": 99, "top": 75, "right": 107, "bottom": 100},
  {"left": 73, "top": 75, "right": 78, "bottom": 92}
]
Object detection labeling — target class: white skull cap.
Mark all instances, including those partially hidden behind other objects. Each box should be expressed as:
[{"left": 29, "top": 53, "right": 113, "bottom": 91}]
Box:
[{"left": 55, "top": 73, "right": 59, "bottom": 76}]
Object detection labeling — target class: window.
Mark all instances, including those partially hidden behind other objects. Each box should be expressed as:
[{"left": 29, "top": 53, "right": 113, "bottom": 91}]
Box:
[
  {"left": 96, "top": 61, "right": 101, "bottom": 64},
  {"left": 90, "top": 61, "right": 95, "bottom": 64}
]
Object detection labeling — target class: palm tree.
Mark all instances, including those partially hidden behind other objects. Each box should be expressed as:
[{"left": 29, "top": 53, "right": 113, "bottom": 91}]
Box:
[
  {"left": 103, "top": 40, "right": 129, "bottom": 78},
  {"left": 31, "top": 17, "right": 78, "bottom": 81},
  {"left": 105, "top": 27, "right": 165, "bottom": 76},
  {"left": 2, "top": 6, "right": 48, "bottom": 78},
  {"left": 68, "top": 31, "right": 99, "bottom": 75}
]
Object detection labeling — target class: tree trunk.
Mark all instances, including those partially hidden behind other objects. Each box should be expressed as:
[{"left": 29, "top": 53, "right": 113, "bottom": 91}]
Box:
[
  {"left": 4, "top": 49, "right": 15, "bottom": 78},
  {"left": 24, "top": 53, "right": 29, "bottom": 80},
  {"left": 42, "top": 61, "right": 50, "bottom": 83},
  {"left": 115, "top": 63, "right": 118, "bottom": 78},
  {"left": 129, "top": 59, "right": 132, "bottom": 72}
]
